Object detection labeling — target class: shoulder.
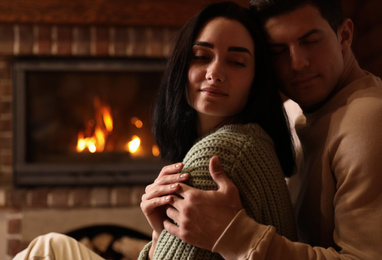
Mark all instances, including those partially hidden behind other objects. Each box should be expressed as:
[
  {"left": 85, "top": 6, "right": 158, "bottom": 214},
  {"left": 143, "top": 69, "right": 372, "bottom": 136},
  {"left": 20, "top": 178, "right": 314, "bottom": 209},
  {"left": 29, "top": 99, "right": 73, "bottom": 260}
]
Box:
[
  {"left": 324, "top": 74, "right": 382, "bottom": 127},
  {"left": 340, "top": 74, "right": 382, "bottom": 125},
  {"left": 196, "top": 123, "right": 275, "bottom": 154},
  {"left": 212, "top": 123, "right": 273, "bottom": 145},
  {"left": 184, "top": 123, "right": 276, "bottom": 165},
  {"left": 346, "top": 73, "right": 382, "bottom": 107},
  {"left": 328, "top": 75, "right": 382, "bottom": 172}
]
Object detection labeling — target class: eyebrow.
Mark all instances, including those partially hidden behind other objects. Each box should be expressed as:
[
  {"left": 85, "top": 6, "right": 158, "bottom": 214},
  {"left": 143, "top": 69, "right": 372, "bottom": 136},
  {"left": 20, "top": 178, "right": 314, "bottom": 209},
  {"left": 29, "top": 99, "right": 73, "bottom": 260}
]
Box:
[
  {"left": 269, "top": 29, "right": 323, "bottom": 47},
  {"left": 193, "top": 41, "right": 252, "bottom": 55}
]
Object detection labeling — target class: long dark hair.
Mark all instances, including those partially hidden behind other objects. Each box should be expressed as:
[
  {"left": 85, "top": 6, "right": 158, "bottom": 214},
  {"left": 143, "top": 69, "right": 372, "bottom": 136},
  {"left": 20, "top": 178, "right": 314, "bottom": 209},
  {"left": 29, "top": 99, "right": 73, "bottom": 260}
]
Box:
[{"left": 152, "top": 1, "right": 295, "bottom": 177}]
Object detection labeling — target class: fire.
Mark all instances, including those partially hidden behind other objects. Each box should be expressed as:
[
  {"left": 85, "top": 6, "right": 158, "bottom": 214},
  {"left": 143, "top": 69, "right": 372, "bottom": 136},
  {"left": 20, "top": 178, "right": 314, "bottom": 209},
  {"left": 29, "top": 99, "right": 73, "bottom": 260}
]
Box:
[
  {"left": 131, "top": 117, "right": 143, "bottom": 129},
  {"left": 75, "top": 97, "right": 159, "bottom": 158},
  {"left": 76, "top": 97, "right": 113, "bottom": 153},
  {"left": 102, "top": 106, "right": 113, "bottom": 132},
  {"left": 127, "top": 135, "right": 141, "bottom": 154},
  {"left": 152, "top": 145, "right": 160, "bottom": 157}
]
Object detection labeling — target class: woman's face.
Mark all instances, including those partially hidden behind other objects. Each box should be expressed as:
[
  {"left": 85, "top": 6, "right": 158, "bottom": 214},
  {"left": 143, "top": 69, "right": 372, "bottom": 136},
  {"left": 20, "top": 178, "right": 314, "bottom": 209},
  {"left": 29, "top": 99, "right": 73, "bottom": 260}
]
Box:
[{"left": 187, "top": 17, "right": 255, "bottom": 130}]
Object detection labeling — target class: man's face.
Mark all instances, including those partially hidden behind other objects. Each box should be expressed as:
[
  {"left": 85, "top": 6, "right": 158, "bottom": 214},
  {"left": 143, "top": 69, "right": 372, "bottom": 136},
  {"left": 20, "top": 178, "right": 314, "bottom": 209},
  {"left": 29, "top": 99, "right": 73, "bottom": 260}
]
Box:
[{"left": 264, "top": 4, "right": 345, "bottom": 112}]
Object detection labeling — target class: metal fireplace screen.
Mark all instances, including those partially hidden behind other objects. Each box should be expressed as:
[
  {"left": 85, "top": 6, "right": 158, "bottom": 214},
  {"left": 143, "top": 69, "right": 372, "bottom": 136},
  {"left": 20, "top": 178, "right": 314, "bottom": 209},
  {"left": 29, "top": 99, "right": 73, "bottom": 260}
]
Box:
[{"left": 13, "top": 58, "right": 166, "bottom": 186}]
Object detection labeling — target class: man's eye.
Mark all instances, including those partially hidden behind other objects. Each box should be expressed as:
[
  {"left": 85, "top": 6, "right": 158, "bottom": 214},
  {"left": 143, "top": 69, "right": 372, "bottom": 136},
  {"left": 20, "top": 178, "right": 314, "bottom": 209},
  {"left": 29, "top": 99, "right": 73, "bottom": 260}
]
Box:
[
  {"left": 270, "top": 46, "right": 287, "bottom": 55},
  {"left": 302, "top": 39, "right": 320, "bottom": 45}
]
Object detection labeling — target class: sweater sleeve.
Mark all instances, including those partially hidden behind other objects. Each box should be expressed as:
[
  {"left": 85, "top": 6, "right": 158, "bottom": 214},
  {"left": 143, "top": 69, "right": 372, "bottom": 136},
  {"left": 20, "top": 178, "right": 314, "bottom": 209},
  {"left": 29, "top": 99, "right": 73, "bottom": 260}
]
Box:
[
  {"left": 213, "top": 76, "right": 382, "bottom": 260},
  {"left": 213, "top": 210, "right": 341, "bottom": 260},
  {"left": 137, "top": 241, "right": 151, "bottom": 260},
  {"left": 151, "top": 124, "right": 297, "bottom": 259}
]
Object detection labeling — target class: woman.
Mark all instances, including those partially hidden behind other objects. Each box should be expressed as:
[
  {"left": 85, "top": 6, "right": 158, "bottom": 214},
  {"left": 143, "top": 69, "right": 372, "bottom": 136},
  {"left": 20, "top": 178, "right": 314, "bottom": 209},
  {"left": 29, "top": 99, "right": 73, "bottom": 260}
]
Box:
[
  {"left": 140, "top": 2, "right": 297, "bottom": 259},
  {"left": 12, "top": 2, "right": 296, "bottom": 260}
]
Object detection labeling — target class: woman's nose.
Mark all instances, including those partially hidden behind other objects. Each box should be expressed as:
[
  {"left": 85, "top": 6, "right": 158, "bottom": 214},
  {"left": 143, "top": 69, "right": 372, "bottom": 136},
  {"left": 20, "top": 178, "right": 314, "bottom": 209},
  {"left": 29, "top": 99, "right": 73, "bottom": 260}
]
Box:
[{"left": 206, "top": 61, "right": 225, "bottom": 83}]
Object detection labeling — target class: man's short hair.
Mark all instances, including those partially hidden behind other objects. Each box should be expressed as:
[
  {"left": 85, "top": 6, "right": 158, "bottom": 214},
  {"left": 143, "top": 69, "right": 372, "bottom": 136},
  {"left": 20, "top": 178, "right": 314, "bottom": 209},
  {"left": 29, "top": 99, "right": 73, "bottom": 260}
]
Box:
[{"left": 249, "top": 0, "right": 345, "bottom": 32}]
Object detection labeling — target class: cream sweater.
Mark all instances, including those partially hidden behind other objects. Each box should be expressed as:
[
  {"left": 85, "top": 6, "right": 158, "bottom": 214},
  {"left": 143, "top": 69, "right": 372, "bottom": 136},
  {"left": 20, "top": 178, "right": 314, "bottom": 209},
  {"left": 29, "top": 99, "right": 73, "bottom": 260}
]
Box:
[
  {"left": 213, "top": 73, "right": 382, "bottom": 260},
  {"left": 140, "top": 123, "right": 296, "bottom": 259}
]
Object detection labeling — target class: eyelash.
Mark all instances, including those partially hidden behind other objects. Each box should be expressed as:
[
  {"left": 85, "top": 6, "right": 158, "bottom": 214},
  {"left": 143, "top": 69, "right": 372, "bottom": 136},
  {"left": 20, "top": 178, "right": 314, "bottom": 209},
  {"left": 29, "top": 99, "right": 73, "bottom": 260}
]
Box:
[
  {"left": 271, "top": 38, "right": 321, "bottom": 55},
  {"left": 271, "top": 48, "right": 287, "bottom": 55},
  {"left": 192, "top": 55, "right": 246, "bottom": 68},
  {"left": 230, "top": 61, "right": 245, "bottom": 67},
  {"left": 303, "top": 39, "right": 320, "bottom": 44}
]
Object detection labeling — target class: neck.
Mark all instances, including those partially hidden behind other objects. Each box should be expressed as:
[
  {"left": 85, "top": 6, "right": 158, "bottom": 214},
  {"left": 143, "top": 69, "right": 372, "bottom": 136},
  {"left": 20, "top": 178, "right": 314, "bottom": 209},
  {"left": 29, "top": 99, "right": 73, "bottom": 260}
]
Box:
[
  {"left": 302, "top": 51, "right": 366, "bottom": 114},
  {"left": 336, "top": 50, "right": 367, "bottom": 92},
  {"left": 197, "top": 115, "right": 237, "bottom": 136}
]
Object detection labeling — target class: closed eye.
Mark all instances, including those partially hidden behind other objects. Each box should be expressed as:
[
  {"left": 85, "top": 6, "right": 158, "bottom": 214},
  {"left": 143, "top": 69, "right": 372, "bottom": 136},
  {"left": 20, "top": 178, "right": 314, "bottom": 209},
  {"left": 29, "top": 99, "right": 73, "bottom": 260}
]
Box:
[
  {"left": 301, "top": 38, "right": 320, "bottom": 45},
  {"left": 230, "top": 60, "right": 245, "bottom": 67},
  {"left": 270, "top": 45, "right": 288, "bottom": 55}
]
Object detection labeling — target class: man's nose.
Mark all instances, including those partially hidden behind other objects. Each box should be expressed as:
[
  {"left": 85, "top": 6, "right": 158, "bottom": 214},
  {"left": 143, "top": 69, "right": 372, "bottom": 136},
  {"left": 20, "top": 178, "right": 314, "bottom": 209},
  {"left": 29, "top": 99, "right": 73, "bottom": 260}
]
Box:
[
  {"left": 290, "top": 47, "right": 309, "bottom": 71},
  {"left": 206, "top": 61, "right": 225, "bottom": 83}
]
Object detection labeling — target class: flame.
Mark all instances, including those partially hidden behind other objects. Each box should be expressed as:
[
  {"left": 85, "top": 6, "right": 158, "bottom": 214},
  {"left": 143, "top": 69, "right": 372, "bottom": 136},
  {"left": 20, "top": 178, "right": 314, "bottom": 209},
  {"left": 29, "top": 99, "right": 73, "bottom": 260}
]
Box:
[
  {"left": 131, "top": 117, "right": 143, "bottom": 129},
  {"left": 127, "top": 135, "right": 141, "bottom": 154},
  {"left": 152, "top": 145, "right": 160, "bottom": 157},
  {"left": 102, "top": 107, "right": 113, "bottom": 132},
  {"left": 76, "top": 97, "right": 113, "bottom": 153},
  {"left": 75, "top": 98, "right": 156, "bottom": 157}
]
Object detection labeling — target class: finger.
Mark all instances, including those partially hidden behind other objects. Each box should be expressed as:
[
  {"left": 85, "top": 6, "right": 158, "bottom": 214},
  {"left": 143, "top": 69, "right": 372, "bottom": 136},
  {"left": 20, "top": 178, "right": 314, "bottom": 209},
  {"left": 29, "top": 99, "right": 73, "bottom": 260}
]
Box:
[
  {"left": 143, "top": 183, "right": 181, "bottom": 200},
  {"left": 168, "top": 182, "right": 198, "bottom": 201},
  {"left": 209, "top": 156, "right": 225, "bottom": 175},
  {"left": 140, "top": 195, "right": 173, "bottom": 214},
  {"left": 166, "top": 204, "right": 180, "bottom": 224},
  {"left": 158, "top": 162, "right": 184, "bottom": 178},
  {"left": 209, "top": 156, "right": 235, "bottom": 192},
  {"left": 163, "top": 218, "right": 180, "bottom": 237},
  {"left": 145, "top": 172, "right": 189, "bottom": 194},
  {"left": 153, "top": 172, "right": 189, "bottom": 186}
]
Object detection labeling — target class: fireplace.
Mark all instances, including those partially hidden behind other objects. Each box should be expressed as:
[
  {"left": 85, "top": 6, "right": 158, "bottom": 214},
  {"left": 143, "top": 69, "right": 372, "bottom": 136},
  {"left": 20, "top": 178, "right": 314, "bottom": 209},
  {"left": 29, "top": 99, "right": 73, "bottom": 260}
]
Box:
[
  {"left": 13, "top": 57, "right": 166, "bottom": 186},
  {"left": 0, "top": 21, "right": 180, "bottom": 259}
]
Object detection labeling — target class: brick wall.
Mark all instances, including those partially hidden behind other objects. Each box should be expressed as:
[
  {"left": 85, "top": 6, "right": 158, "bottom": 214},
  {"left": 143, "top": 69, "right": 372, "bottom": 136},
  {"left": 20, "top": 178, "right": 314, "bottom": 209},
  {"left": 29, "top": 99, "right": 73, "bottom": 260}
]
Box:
[
  {"left": 0, "top": 1, "right": 381, "bottom": 259},
  {"left": 0, "top": 23, "right": 177, "bottom": 259},
  {"left": 0, "top": 23, "right": 178, "bottom": 184}
]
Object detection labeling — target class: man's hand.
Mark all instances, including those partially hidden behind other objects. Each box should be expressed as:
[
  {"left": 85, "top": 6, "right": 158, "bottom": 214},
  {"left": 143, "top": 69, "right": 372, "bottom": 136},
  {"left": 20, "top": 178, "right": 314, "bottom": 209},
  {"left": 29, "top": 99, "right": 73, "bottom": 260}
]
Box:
[{"left": 164, "top": 156, "right": 243, "bottom": 251}]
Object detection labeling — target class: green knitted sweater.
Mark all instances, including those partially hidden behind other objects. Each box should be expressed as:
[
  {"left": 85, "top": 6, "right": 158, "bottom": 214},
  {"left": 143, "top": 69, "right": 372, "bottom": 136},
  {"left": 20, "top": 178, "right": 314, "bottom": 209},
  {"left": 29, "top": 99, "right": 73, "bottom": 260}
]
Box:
[{"left": 139, "top": 123, "right": 297, "bottom": 259}]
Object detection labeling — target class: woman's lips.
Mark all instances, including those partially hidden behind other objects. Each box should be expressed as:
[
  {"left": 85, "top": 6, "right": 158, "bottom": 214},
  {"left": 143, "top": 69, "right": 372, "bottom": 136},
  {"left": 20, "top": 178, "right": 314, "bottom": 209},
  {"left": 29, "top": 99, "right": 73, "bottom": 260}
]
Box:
[{"left": 200, "top": 87, "right": 228, "bottom": 97}]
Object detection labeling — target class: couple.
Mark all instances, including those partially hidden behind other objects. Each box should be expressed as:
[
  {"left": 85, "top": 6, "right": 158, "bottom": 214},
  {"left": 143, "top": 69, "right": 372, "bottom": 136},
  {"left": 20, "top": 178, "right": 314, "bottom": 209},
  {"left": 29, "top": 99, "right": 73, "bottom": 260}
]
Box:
[{"left": 14, "top": 0, "right": 382, "bottom": 259}]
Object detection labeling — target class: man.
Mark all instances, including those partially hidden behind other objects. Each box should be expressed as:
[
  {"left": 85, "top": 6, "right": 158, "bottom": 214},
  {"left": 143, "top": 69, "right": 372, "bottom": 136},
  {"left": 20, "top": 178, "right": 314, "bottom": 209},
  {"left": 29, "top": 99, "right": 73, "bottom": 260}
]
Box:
[{"left": 141, "top": 0, "right": 382, "bottom": 259}]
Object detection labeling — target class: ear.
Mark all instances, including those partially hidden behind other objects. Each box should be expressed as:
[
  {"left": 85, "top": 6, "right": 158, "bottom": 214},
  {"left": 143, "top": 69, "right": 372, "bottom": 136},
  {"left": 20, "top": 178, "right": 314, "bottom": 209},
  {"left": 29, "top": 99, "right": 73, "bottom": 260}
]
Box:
[{"left": 338, "top": 18, "right": 354, "bottom": 52}]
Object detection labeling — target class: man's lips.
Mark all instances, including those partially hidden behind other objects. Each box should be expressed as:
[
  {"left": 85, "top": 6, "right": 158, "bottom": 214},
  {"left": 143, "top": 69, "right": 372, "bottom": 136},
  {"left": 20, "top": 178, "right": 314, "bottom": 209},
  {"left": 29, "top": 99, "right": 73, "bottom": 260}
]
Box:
[
  {"left": 200, "top": 87, "right": 228, "bottom": 97},
  {"left": 291, "top": 74, "right": 319, "bottom": 87}
]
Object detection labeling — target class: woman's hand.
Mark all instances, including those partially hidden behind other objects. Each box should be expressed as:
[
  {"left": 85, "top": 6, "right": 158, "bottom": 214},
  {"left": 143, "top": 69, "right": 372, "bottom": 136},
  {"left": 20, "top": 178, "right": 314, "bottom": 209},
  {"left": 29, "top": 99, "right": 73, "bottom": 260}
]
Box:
[
  {"left": 164, "top": 156, "right": 243, "bottom": 251},
  {"left": 140, "top": 162, "right": 190, "bottom": 251}
]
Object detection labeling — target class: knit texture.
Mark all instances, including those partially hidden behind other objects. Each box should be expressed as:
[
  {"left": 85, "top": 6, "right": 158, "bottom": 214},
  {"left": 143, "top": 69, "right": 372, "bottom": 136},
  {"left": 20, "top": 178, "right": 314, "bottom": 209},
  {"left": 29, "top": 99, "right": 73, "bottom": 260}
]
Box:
[{"left": 139, "top": 123, "right": 296, "bottom": 259}]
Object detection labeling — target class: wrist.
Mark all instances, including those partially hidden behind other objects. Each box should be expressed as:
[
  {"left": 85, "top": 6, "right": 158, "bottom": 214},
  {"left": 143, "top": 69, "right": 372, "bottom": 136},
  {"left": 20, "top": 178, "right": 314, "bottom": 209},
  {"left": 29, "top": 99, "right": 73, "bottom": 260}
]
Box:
[
  {"left": 212, "top": 209, "right": 245, "bottom": 252},
  {"left": 149, "top": 230, "right": 160, "bottom": 259},
  {"left": 152, "top": 230, "right": 160, "bottom": 242}
]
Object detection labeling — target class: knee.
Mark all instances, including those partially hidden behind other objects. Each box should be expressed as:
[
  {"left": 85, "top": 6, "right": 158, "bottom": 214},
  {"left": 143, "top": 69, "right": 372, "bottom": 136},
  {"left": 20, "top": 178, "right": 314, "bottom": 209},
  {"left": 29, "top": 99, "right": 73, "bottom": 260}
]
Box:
[{"left": 34, "top": 232, "right": 75, "bottom": 245}]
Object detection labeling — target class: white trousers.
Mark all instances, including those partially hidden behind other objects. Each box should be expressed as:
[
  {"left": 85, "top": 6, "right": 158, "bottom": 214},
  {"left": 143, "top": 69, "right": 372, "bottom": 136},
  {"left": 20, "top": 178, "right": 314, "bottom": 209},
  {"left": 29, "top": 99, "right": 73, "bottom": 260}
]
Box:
[{"left": 13, "top": 233, "right": 105, "bottom": 260}]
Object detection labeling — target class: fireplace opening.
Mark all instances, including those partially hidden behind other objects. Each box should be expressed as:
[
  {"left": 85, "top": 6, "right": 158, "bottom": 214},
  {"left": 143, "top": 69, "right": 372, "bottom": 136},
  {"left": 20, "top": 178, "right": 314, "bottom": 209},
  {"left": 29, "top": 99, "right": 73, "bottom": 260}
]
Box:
[
  {"left": 13, "top": 57, "right": 166, "bottom": 186},
  {"left": 67, "top": 225, "right": 150, "bottom": 260}
]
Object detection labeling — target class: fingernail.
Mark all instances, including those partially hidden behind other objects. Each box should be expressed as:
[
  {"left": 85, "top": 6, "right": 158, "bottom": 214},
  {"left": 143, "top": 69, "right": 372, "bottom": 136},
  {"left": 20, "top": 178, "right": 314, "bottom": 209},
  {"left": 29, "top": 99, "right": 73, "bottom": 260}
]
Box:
[
  {"left": 175, "top": 163, "right": 182, "bottom": 168},
  {"left": 180, "top": 173, "right": 188, "bottom": 179},
  {"left": 165, "top": 196, "right": 171, "bottom": 201},
  {"left": 171, "top": 184, "right": 178, "bottom": 189}
]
